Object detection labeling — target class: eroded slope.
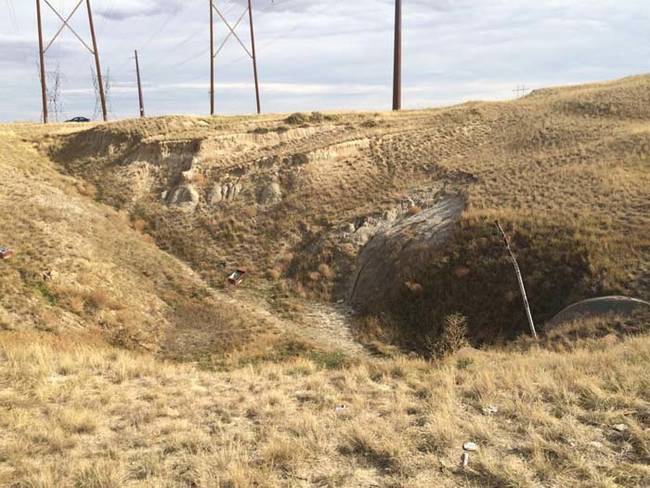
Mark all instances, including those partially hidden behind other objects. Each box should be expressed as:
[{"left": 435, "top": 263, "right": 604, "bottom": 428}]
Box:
[
  {"left": 42, "top": 75, "right": 650, "bottom": 348},
  {"left": 0, "top": 126, "right": 309, "bottom": 360}
]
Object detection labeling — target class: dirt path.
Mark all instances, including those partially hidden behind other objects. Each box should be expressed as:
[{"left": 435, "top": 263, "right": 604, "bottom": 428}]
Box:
[
  {"left": 223, "top": 288, "right": 366, "bottom": 356},
  {"left": 294, "top": 302, "right": 364, "bottom": 355}
]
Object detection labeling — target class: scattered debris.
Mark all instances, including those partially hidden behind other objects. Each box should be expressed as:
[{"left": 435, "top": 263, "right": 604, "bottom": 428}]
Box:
[
  {"left": 612, "top": 423, "right": 628, "bottom": 433},
  {"left": 482, "top": 405, "right": 498, "bottom": 416},
  {"left": 335, "top": 405, "right": 347, "bottom": 413},
  {"left": 0, "top": 247, "right": 14, "bottom": 260},
  {"left": 460, "top": 451, "right": 470, "bottom": 468},
  {"left": 589, "top": 441, "right": 604, "bottom": 449},
  {"left": 460, "top": 441, "right": 479, "bottom": 468},
  {"left": 227, "top": 269, "right": 247, "bottom": 286},
  {"left": 42, "top": 270, "right": 55, "bottom": 281},
  {"left": 463, "top": 442, "right": 478, "bottom": 452}
]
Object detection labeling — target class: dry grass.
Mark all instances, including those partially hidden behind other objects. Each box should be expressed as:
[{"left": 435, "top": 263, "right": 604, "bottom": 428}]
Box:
[
  {"left": 0, "top": 329, "right": 648, "bottom": 487},
  {"left": 0, "top": 76, "right": 649, "bottom": 487},
  {"left": 0, "top": 125, "right": 294, "bottom": 359},
  {"left": 38, "top": 75, "right": 650, "bottom": 342}
]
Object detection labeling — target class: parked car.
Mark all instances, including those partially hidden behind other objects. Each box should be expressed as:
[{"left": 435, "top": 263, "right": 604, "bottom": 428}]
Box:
[{"left": 65, "top": 116, "right": 91, "bottom": 123}]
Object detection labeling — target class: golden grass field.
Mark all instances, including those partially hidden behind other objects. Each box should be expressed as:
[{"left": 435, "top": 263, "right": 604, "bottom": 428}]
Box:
[
  {"left": 1, "top": 326, "right": 649, "bottom": 488},
  {"left": 0, "top": 75, "right": 649, "bottom": 486}
]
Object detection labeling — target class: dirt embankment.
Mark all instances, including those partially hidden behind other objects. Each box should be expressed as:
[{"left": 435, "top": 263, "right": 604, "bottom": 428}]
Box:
[{"left": 40, "top": 75, "right": 650, "bottom": 351}]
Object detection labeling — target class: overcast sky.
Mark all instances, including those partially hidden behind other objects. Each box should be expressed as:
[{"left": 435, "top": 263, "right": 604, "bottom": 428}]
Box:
[{"left": 1, "top": 0, "right": 648, "bottom": 122}]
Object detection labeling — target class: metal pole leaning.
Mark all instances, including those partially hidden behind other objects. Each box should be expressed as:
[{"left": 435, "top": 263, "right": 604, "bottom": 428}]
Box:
[{"left": 86, "top": 0, "right": 107, "bottom": 121}]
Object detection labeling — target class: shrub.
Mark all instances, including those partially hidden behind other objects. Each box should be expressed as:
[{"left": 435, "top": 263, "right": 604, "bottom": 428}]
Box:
[
  {"left": 290, "top": 153, "right": 309, "bottom": 166},
  {"left": 87, "top": 289, "right": 115, "bottom": 311},
  {"left": 361, "top": 119, "right": 380, "bottom": 128},
  {"left": 308, "top": 350, "right": 351, "bottom": 370},
  {"left": 318, "top": 263, "right": 335, "bottom": 280},
  {"left": 309, "top": 112, "right": 326, "bottom": 123},
  {"left": 285, "top": 113, "right": 310, "bottom": 125},
  {"left": 131, "top": 218, "right": 147, "bottom": 233},
  {"left": 426, "top": 313, "right": 470, "bottom": 358}
]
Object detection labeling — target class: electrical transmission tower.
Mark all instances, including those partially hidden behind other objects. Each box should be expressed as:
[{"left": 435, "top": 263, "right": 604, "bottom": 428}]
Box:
[
  {"left": 35, "top": 0, "right": 107, "bottom": 123},
  {"left": 513, "top": 85, "right": 529, "bottom": 98},
  {"left": 209, "top": 0, "right": 261, "bottom": 115}
]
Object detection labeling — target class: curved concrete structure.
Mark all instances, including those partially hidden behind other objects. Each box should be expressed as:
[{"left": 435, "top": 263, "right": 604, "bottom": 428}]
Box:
[{"left": 548, "top": 296, "right": 650, "bottom": 326}]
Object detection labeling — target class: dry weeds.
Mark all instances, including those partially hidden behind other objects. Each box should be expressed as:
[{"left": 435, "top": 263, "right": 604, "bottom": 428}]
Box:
[
  {"left": 1, "top": 76, "right": 649, "bottom": 487},
  {"left": 40, "top": 75, "right": 650, "bottom": 344},
  {"left": 0, "top": 330, "right": 648, "bottom": 487}
]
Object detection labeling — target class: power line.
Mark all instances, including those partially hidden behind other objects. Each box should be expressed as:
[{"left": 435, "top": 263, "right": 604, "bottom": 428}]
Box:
[
  {"left": 36, "top": 0, "right": 108, "bottom": 122},
  {"left": 209, "top": 0, "right": 262, "bottom": 114},
  {"left": 109, "top": 0, "right": 204, "bottom": 79},
  {"left": 6, "top": 0, "right": 19, "bottom": 32},
  {"left": 96, "top": 0, "right": 117, "bottom": 36}
]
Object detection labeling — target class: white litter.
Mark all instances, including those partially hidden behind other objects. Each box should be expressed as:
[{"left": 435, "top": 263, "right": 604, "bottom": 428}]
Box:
[
  {"left": 482, "top": 405, "right": 498, "bottom": 416},
  {"left": 463, "top": 442, "right": 478, "bottom": 452}
]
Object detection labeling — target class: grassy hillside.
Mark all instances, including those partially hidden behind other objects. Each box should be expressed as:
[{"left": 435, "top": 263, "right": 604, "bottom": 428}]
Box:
[
  {"left": 0, "top": 75, "right": 649, "bottom": 487},
  {"left": 46, "top": 75, "right": 650, "bottom": 347},
  {"left": 0, "top": 125, "right": 308, "bottom": 362}
]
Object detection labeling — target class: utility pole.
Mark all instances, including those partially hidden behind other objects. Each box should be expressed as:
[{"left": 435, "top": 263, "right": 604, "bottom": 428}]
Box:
[
  {"left": 209, "top": 0, "right": 262, "bottom": 114},
  {"left": 248, "top": 0, "right": 261, "bottom": 114},
  {"left": 35, "top": 0, "right": 108, "bottom": 123},
  {"left": 392, "top": 0, "right": 402, "bottom": 111},
  {"left": 86, "top": 0, "right": 107, "bottom": 121},
  {"left": 513, "top": 85, "right": 529, "bottom": 98},
  {"left": 36, "top": 0, "right": 48, "bottom": 123},
  {"left": 134, "top": 50, "right": 145, "bottom": 117},
  {"left": 209, "top": 0, "right": 215, "bottom": 115}
]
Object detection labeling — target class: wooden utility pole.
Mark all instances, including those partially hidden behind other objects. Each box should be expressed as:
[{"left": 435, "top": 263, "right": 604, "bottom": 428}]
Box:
[
  {"left": 36, "top": 0, "right": 108, "bottom": 123},
  {"left": 86, "top": 0, "right": 107, "bottom": 121},
  {"left": 36, "top": 0, "right": 48, "bottom": 123},
  {"left": 134, "top": 50, "right": 145, "bottom": 117},
  {"left": 496, "top": 221, "right": 538, "bottom": 340},
  {"left": 248, "top": 0, "right": 261, "bottom": 114},
  {"left": 392, "top": 0, "right": 402, "bottom": 111},
  {"left": 210, "top": 0, "right": 261, "bottom": 114},
  {"left": 209, "top": 0, "right": 215, "bottom": 115}
]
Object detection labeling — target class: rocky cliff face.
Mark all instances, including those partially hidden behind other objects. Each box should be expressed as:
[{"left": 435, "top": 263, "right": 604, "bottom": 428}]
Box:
[{"left": 349, "top": 193, "right": 466, "bottom": 309}]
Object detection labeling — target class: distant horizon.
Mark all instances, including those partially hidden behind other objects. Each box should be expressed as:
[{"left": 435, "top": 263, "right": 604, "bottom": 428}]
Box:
[
  {"left": 4, "top": 73, "right": 647, "bottom": 125},
  {"left": 2, "top": 0, "right": 649, "bottom": 122}
]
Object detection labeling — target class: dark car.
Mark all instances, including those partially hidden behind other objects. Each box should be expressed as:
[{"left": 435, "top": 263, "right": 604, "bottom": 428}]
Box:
[{"left": 65, "top": 117, "right": 91, "bottom": 123}]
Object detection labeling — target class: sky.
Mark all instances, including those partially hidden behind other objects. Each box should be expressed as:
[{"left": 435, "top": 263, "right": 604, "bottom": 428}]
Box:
[{"left": 0, "top": 0, "right": 648, "bottom": 122}]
